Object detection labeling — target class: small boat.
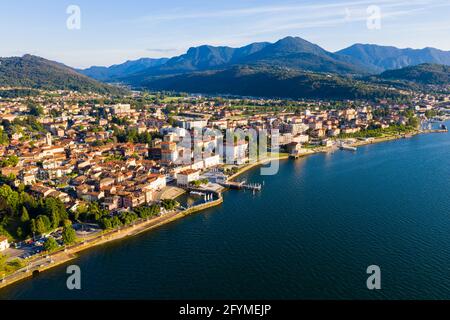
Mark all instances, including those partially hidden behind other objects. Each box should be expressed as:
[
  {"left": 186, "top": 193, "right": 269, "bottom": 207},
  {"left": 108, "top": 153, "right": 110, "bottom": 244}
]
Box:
[
  {"left": 440, "top": 124, "right": 448, "bottom": 130},
  {"left": 339, "top": 145, "right": 357, "bottom": 151},
  {"left": 190, "top": 191, "right": 206, "bottom": 196}
]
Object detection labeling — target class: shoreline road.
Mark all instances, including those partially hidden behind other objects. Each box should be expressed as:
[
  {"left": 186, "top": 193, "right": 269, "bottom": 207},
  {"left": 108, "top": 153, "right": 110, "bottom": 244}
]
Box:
[{"left": 1, "top": 196, "right": 223, "bottom": 290}]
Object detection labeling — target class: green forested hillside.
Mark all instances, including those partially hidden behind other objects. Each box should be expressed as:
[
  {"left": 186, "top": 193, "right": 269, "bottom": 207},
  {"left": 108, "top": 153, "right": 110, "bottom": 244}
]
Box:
[
  {"left": 140, "top": 65, "right": 404, "bottom": 100},
  {"left": 0, "top": 55, "right": 127, "bottom": 95},
  {"left": 378, "top": 63, "right": 450, "bottom": 85}
]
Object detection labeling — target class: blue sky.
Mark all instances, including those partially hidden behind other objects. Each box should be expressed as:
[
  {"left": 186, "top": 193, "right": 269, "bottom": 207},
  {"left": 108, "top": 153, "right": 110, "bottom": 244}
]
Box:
[{"left": 1, "top": 0, "right": 450, "bottom": 68}]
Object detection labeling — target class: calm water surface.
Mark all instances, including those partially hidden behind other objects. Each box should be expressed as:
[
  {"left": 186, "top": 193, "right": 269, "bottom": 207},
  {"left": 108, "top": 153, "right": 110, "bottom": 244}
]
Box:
[{"left": 1, "top": 124, "right": 450, "bottom": 299}]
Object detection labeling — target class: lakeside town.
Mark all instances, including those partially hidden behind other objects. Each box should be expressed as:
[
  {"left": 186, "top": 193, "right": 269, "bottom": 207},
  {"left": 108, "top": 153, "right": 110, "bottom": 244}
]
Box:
[{"left": 1, "top": 87, "right": 450, "bottom": 286}]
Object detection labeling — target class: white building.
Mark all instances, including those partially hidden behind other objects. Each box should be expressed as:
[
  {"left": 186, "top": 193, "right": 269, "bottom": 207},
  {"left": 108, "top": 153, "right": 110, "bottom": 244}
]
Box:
[
  {"left": 161, "top": 141, "right": 179, "bottom": 163},
  {"left": 176, "top": 169, "right": 200, "bottom": 186},
  {"left": 175, "top": 118, "right": 208, "bottom": 130},
  {"left": 203, "top": 154, "right": 221, "bottom": 168},
  {"left": 147, "top": 174, "right": 167, "bottom": 190},
  {"left": 293, "top": 134, "right": 310, "bottom": 144},
  {"left": 112, "top": 104, "right": 132, "bottom": 115},
  {"left": 0, "top": 236, "right": 10, "bottom": 252},
  {"left": 281, "top": 123, "right": 309, "bottom": 135},
  {"left": 191, "top": 161, "right": 205, "bottom": 171},
  {"left": 225, "top": 141, "right": 248, "bottom": 165}
]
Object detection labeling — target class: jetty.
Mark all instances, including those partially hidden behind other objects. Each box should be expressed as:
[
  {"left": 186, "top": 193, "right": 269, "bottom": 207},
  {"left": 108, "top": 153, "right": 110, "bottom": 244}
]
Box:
[
  {"left": 220, "top": 180, "right": 263, "bottom": 192},
  {"left": 421, "top": 128, "right": 448, "bottom": 134}
]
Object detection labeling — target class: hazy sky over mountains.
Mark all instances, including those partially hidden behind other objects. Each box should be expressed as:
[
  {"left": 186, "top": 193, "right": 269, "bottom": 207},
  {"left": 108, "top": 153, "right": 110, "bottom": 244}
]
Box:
[{"left": 1, "top": 0, "right": 450, "bottom": 68}]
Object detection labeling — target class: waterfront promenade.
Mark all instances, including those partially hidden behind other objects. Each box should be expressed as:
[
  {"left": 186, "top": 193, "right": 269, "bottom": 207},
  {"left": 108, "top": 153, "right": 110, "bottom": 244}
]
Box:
[{"left": 0, "top": 195, "right": 223, "bottom": 290}]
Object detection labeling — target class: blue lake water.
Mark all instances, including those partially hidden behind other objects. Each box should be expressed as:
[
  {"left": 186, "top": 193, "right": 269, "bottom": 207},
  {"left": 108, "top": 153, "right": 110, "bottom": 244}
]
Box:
[{"left": 2, "top": 125, "right": 450, "bottom": 299}]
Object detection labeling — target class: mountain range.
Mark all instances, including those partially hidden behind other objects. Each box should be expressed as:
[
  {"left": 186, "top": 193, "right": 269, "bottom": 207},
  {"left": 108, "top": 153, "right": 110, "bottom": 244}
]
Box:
[
  {"left": 80, "top": 37, "right": 376, "bottom": 84},
  {"left": 89, "top": 36, "right": 450, "bottom": 99},
  {"left": 78, "top": 57, "right": 169, "bottom": 82},
  {"left": 1, "top": 36, "right": 450, "bottom": 100},
  {"left": 123, "top": 37, "right": 371, "bottom": 80},
  {"left": 337, "top": 44, "right": 450, "bottom": 73},
  {"left": 78, "top": 36, "right": 450, "bottom": 84}
]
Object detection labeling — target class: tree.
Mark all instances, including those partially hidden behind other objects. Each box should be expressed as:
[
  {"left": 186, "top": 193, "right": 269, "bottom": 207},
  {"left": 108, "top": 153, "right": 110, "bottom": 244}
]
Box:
[
  {"left": 191, "top": 180, "right": 202, "bottom": 187},
  {"left": 73, "top": 203, "right": 88, "bottom": 222},
  {"left": 161, "top": 199, "right": 179, "bottom": 211},
  {"left": 63, "top": 219, "right": 72, "bottom": 227},
  {"left": 191, "top": 179, "right": 209, "bottom": 187},
  {"left": 35, "top": 215, "right": 51, "bottom": 235},
  {"left": 119, "top": 211, "right": 138, "bottom": 225},
  {"left": 149, "top": 204, "right": 161, "bottom": 216},
  {"left": 16, "top": 227, "right": 23, "bottom": 239},
  {"left": 137, "top": 132, "right": 152, "bottom": 144},
  {"left": 30, "top": 219, "right": 37, "bottom": 236},
  {"left": 83, "top": 202, "right": 109, "bottom": 222},
  {"left": 19, "top": 191, "right": 38, "bottom": 210},
  {"left": 50, "top": 210, "right": 60, "bottom": 229},
  {"left": 111, "top": 216, "right": 123, "bottom": 228},
  {"left": 43, "top": 237, "right": 59, "bottom": 253},
  {"left": 134, "top": 204, "right": 161, "bottom": 219},
  {"left": 43, "top": 197, "right": 68, "bottom": 226},
  {"left": 408, "top": 116, "right": 420, "bottom": 129},
  {"left": 62, "top": 225, "right": 77, "bottom": 245},
  {"left": 17, "top": 183, "right": 25, "bottom": 193},
  {"left": 0, "top": 184, "right": 19, "bottom": 214},
  {"left": 0, "top": 155, "right": 19, "bottom": 168},
  {"left": 28, "top": 104, "right": 44, "bottom": 117},
  {"left": 99, "top": 217, "right": 113, "bottom": 230},
  {"left": 0, "top": 128, "right": 9, "bottom": 145},
  {"left": 20, "top": 206, "right": 30, "bottom": 223}
]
